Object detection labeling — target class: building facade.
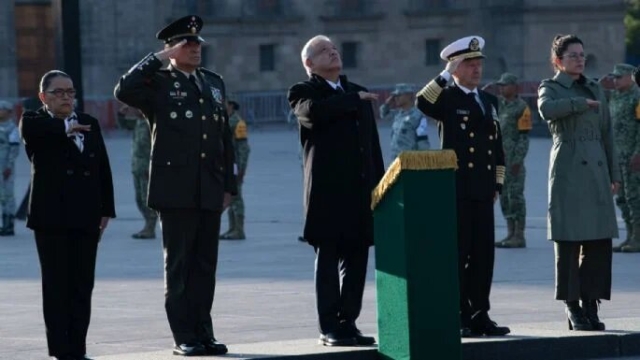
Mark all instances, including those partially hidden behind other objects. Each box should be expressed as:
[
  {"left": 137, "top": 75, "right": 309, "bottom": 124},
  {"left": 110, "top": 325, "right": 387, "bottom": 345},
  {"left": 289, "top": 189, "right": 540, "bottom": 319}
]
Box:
[{"left": 0, "top": 0, "right": 627, "bottom": 123}]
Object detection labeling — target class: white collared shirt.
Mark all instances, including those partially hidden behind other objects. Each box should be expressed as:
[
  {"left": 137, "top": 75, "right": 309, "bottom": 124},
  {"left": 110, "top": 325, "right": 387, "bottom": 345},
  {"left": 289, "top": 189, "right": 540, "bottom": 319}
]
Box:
[
  {"left": 175, "top": 68, "right": 201, "bottom": 90},
  {"left": 325, "top": 78, "right": 344, "bottom": 91},
  {"left": 440, "top": 71, "right": 485, "bottom": 114},
  {"left": 48, "top": 109, "right": 84, "bottom": 152}
]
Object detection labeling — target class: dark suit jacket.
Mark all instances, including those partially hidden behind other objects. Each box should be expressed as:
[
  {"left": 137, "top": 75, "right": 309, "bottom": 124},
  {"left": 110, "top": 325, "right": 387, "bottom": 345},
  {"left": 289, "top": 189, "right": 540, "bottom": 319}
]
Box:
[
  {"left": 114, "top": 54, "right": 237, "bottom": 211},
  {"left": 288, "top": 74, "right": 385, "bottom": 247},
  {"left": 417, "top": 77, "right": 506, "bottom": 202},
  {"left": 19, "top": 108, "right": 116, "bottom": 230}
]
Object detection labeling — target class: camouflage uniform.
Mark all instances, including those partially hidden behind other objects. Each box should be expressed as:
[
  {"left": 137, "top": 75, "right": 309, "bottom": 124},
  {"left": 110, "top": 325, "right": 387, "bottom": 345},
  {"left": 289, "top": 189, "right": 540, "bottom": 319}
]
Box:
[
  {"left": 382, "top": 83, "right": 430, "bottom": 162},
  {"left": 0, "top": 100, "right": 19, "bottom": 236},
  {"left": 220, "top": 104, "right": 250, "bottom": 240},
  {"left": 609, "top": 64, "right": 640, "bottom": 252},
  {"left": 117, "top": 108, "right": 156, "bottom": 239},
  {"left": 493, "top": 73, "right": 532, "bottom": 248}
]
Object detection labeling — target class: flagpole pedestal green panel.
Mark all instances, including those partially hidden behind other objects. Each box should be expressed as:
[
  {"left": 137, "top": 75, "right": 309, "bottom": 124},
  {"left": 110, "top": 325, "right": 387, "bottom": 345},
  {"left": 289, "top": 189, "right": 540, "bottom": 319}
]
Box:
[{"left": 372, "top": 150, "right": 460, "bottom": 360}]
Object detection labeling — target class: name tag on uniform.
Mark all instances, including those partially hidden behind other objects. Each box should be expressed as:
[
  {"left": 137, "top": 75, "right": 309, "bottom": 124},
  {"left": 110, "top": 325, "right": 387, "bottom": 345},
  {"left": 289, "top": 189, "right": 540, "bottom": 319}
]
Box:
[
  {"left": 456, "top": 109, "right": 470, "bottom": 115},
  {"left": 169, "top": 91, "right": 187, "bottom": 99}
]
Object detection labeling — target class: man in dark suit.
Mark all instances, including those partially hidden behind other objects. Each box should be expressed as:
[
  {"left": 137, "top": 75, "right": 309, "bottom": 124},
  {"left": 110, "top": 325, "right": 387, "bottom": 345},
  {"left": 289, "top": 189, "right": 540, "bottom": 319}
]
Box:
[
  {"left": 415, "top": 36, "right": 510, "bottom": 337},
  {"left": 20, "top": 70, "right": 115, "bottom": 360},
  {"left": 114, "top": 15, "right": 236, "bottom": 356},
  {"left": 288, "top": 35, "right": 385, "bottom": 347}
]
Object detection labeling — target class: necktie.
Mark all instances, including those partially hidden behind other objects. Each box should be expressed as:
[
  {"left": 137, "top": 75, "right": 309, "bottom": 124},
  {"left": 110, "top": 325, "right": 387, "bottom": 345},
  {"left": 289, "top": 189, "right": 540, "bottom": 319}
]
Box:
[
  {"left": 468, "top": 92, "right": 485, "bottom": 114},
  {"left": 336, "top": 85, "right": 345, "bottom": 94},
  {"left": 189, "top": 74, "right": 201, "bottom": 92},
  {"left": 67, "top": 115, "right": 84, "bottom": 152}
]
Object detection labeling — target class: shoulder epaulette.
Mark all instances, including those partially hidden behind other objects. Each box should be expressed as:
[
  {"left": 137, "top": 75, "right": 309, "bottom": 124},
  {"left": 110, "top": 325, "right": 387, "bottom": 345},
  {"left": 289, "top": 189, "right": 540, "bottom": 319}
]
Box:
[{"left": 200, "top": 68, "right": 223, "bottom": 79}]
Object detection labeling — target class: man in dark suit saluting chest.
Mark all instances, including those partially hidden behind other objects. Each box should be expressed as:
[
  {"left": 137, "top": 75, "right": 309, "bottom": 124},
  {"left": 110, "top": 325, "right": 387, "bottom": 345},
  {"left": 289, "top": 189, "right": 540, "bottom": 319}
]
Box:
[
  {"left": 416, "top": 35, "right": 510, "bottom": 338},
  {"left": 114, "top": 15, "right": 236, "bottom": 356},
  {"left": 288, "top": 35, "right": 385, "bottom": 347}
]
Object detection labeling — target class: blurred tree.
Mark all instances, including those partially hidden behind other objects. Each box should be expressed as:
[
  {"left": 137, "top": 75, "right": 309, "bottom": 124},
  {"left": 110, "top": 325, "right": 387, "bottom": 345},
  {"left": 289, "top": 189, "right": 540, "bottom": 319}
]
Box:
[{"left": 625, "top": 0, "right": 640, "bottom": 59}]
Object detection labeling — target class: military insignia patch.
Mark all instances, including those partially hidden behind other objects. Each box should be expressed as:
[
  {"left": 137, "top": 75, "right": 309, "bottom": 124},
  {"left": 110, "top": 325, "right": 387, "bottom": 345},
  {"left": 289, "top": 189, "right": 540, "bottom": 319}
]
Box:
[
  {"left": 185, "top": 110, "right": 193, "bottom": 118},
  {"left": 469, "top": 38, "right": 480, "bottom": 51},
  {"left": 210, "top": 86, "right": 223, "bottom": 103},
  {"left": 174, "top": 82, "right": 181, "bottom": 89},
  {"left": 170, "top": 111, "right": 177, "bottom": 119}
]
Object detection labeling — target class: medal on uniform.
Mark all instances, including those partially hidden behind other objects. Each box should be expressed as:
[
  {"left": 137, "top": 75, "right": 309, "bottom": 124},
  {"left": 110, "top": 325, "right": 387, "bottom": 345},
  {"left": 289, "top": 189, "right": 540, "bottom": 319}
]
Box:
[
  {"left": 214, "top": 113, "right": 219, "bottom": 122},
  {"left": 185, "top": 110, "right": 193, "bottom": 118},
  {"left": 170, "top": 111, "right": 177, "bottom": 119},
  {"left": 174, "top": 82, "right": 181, "bottom": 89},
  {"left": 171, "top": 73, "right": 177, "bottom": 78},
  {"left": 460, "top": 123, "right": 466, "bottom": 130}
]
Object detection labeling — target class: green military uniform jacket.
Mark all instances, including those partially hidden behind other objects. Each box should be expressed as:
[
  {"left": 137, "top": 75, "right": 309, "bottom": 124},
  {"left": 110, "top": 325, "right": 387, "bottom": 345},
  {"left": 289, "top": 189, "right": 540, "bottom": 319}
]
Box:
[
  {"left": 498, "top": 96, "right": 531, "bottom": 166},
  {"left": 538, "top": 71, "right": 620, "bottom": 241},
  {"left": 114, "top": 53, "right": 237, "bottom": 211}
]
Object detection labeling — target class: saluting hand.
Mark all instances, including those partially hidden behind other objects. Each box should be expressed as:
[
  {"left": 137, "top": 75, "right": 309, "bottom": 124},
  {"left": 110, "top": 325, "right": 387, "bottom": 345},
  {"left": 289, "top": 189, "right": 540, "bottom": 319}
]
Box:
[
  {"left": 358, "top": 92, "right": 379, "bottom": 101},
  {"left": 445, "top": 57, "right": 464, "bottom": 74},
  {"left": 154, "top": 39, "right": 187, "bottom": 61},
  {"left": 68, "top": 123, "right": 91, "bottom": 133},
  {"left": 586, "top": 99, "right": 600, "bottom": 109}
]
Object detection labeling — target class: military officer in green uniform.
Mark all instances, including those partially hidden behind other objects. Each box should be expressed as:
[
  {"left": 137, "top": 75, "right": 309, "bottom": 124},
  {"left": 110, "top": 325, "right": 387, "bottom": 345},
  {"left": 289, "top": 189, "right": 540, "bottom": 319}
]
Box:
[
  {"left": 220, "top": 97, "right": 250, "bottom": 240},
  {"left": 114, "top": 15, "right": 236, "bottom": 356},
  {"left": 117, "top": 104, "right": 157, "bottom": 239},
  {"left": 493, "top": 73, "right": 532, "bottom": 248},
  {"left": 609, "top": 63, "right": 640, "bottom": 253}
]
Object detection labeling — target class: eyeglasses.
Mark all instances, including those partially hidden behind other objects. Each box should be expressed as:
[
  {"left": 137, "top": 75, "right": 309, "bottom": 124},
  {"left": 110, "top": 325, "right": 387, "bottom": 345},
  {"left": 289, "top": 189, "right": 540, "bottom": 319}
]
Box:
[
  {"left": 561, "top": 52, "right": 586, "bottom": 61},
  {"left": 46, "top": 89, "right": 77, "bottom": 98}
]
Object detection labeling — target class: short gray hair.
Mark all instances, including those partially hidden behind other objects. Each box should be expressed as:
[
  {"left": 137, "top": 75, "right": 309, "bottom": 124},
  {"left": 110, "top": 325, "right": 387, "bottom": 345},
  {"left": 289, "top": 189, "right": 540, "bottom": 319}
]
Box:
[{"left": 301, "top": 35, "right": 332, "bottom": 76}]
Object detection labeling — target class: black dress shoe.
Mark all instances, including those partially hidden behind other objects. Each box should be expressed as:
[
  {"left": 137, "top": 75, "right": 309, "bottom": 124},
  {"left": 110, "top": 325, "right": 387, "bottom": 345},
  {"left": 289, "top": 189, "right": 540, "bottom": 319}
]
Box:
[
  {"left": 318, "top": 332, "right": 357, "bottom": 346},
  {"left": 460, "top": 327, "right": 473, "bottom": 337},
  {"left": 173, "top": 343, "right": 206, "bottom": 356},
  {"left": 470, "top": 312, "right": 510, "bottom": 336},
  {"left": 343, "top": 323, "right": 376, "bottom": 345},
  {"left": 201, "top": 338, "right": 228, "bottom": 355}
]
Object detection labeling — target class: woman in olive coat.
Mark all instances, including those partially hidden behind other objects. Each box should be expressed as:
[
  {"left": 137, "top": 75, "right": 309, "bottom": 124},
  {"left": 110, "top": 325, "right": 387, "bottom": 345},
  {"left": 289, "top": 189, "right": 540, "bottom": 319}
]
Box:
[{"left": 537, "top": 34, "right": 620, "bottom": 332}]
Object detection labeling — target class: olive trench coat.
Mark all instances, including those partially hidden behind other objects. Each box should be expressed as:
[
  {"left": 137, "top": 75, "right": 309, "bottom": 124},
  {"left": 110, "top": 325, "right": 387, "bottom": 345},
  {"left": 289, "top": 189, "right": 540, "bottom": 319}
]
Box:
[{"left": 538, "top": 71, "right": 620, "bottom": 241}]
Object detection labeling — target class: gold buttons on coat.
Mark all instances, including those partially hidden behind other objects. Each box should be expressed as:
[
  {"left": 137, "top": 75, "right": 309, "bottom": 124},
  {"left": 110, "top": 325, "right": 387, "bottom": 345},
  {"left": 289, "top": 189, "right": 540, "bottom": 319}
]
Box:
[
  {"left": 469, "top": 147, "right": 475, "bottom": 153},
  {"left": 203, "top": 134, "right": 208, "bottom": 140},
  {"left": 470, "top": 132, "right": 475, "bottom": 138},
  {"left": 489, "top": 135, "right": 494, "bottom": 140},
  {"left": 199, "top": 98, "right": 204, "bottom": 104},
  {"left": 487, "top": 165, "right": 492, "bottom": 170},
  {"left": 201, "top": 115, "right": 206, "bottom": 120},
  {"left": 488, "top": 150, "right": 492, "bottom": 155},
  {"left": 463, "top": 116, "right": 469, "bottom": 122},
  {"left": 468, "top": 162, "right": 474, "bottom": 168},
  {"left": 201, "top": 153, "right": 206, "bottom": 158}
]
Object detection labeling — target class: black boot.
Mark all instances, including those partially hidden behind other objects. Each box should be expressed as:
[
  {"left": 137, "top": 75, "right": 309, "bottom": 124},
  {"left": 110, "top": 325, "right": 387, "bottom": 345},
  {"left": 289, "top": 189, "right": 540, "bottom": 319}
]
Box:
[
  {"left": 566, "top": 301, "right": 592, "bottom": 331},
  {"left": 582, "top": 299, "right": 605, "bottom": 330}
]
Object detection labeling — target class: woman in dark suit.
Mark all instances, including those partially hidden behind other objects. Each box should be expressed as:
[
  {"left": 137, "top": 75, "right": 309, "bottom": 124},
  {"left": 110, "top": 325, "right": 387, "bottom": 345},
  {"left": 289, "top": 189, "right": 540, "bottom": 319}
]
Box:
[{"left": 20, "top": 70, "right": 115, "bottom": 360}]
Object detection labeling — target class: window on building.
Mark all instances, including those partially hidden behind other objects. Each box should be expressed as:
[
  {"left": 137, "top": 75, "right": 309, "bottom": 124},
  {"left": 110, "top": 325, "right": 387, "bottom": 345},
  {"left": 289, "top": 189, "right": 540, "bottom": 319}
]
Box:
[
  {"left": 425, "top": 39, "right": 441, "bottom": 66},
  {"left": 259, "top": 44, "right": 276, "bottom": 72},
  {"left": 342, "top": 42, "right": 359, "bottom": 69}
]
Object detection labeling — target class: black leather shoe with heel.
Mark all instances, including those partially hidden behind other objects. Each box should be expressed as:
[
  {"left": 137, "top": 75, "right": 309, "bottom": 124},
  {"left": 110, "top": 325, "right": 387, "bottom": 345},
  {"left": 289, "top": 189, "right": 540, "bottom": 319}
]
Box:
[
  {"left": 566, "top": 301, "right": 593, "bottom": 331},
  {"left": 582, "top": 299, "right": 605, "bottom": 331}
]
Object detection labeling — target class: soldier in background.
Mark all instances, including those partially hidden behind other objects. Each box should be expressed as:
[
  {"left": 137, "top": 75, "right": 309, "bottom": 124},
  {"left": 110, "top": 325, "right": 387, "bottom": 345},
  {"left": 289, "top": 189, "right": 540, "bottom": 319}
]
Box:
[
  {"left": 0, "top": 101, "right": 19, "bottom": 236},
  {"left": 117, "top": 104, "right": 157, "bottom": 239},
  {"left": 609, "top": 63, "right": 640, "bottom": 253},
  {"left": 381, "top": 83, "right": 430, "bottom": 162},
  {"left": 220, "top": 98, "right": 250, "bottom": 240},
  {"left": 493, "top": 73, "right": 532, "bottom": 248}
]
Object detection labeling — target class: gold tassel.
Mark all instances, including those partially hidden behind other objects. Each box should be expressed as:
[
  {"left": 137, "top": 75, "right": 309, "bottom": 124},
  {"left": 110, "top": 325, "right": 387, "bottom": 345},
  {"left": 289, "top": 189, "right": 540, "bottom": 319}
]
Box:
[{"left": 371, "top": 150, "right": 458, "bottom": 210}]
